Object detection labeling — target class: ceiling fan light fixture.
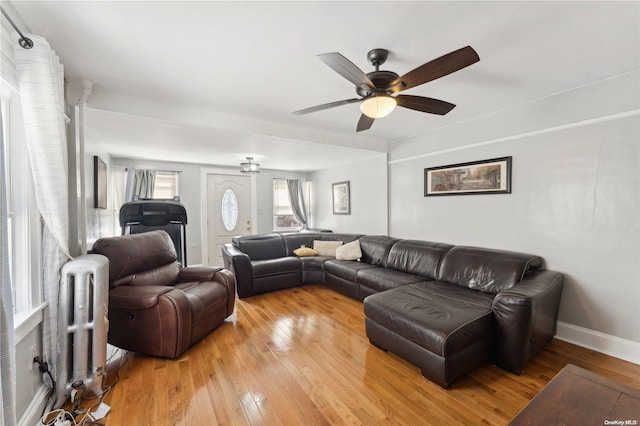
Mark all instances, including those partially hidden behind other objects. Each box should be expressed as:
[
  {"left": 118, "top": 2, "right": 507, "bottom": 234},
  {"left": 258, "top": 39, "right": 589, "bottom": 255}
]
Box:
[
  {"left": 360, "top": 95, "right": 397, "bottom": 119},
  {"left": 240, "top": 157, "right": 260, "bottom": 173}
]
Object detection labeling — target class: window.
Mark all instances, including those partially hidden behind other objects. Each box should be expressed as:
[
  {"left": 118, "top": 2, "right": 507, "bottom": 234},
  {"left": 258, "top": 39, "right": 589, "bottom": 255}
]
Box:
[
  {"left": 221, "top": 188, "right": 238, "bottom": 231},
  {"left": 1, "top": 81, "right": 41, "bottom": 314},
  {"left": 273, "top": 178, "right": 301, "bottom": 231},
  {"left": 152, "top": 171, "right": 179, "bottom": 199}
]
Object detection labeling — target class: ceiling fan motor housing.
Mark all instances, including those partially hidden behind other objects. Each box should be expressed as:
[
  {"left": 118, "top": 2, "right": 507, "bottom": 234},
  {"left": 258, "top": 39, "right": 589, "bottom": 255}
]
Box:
[
  {"left": 357, "top": 70, "right": 400, "bottom": 97},
  {"left": 357, "top": 49, "right": 401, "bottom": 97}
]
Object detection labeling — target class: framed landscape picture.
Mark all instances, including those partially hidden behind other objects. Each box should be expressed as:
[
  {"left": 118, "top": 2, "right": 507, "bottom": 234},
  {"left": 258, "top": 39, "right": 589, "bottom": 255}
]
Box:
[
  {"left": 332, "top": 181, "right": 351, "bottom": 215},
  {"left": 424, "top": 156, "right": 512, "bottom": 196}
]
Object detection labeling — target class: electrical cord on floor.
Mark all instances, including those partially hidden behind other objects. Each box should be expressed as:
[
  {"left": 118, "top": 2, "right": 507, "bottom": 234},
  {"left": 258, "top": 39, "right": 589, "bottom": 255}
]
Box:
[
  {"left": 39, "top": 409, "right": 76, "bottom": 426},
  {"left": 40, "top": 349, "right": 129, "bottom": 426}
]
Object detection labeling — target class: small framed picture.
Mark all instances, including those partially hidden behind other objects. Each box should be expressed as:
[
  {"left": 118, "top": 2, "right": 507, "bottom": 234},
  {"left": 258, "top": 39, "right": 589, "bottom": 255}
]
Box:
[
  {"left": 332, "top": 181, "right": 351, "bottom": 215},
  {"left": 424, "top": 156, "right": 512, "bottom": 196}
]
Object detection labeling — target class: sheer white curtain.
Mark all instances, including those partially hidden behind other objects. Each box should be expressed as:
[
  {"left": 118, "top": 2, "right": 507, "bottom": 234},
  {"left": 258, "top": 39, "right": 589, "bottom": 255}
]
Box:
[
  {"left": 1, "top": 106, "right": 17, "bottom": 426},
  {"left": 13, "top": 33, "right": 71, "bottom": 407}
]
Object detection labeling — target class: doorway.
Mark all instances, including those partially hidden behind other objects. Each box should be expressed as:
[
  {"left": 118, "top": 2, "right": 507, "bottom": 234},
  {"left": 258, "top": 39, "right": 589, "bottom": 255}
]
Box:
[{"left": 203, "top": 172, "right": 254, "bottom": 266}]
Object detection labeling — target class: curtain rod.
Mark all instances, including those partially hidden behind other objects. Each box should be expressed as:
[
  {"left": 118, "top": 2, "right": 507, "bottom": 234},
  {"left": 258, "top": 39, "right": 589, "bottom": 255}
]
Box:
[{"left": 1, "top": 6, "right": 33, "bottom": 49}]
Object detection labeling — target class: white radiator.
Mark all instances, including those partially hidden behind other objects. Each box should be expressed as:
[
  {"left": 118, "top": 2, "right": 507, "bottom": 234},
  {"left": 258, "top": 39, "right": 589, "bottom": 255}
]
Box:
[{"left": 55, "top": 254, "right": 109, "bottom": 408}]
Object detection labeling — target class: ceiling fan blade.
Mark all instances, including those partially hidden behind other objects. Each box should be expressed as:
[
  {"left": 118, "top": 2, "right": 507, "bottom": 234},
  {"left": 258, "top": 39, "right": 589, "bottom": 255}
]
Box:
[
  {"left": 390, "top": 46, "right": 479, "bottom": 93},
  {"left": 356, "top": 114, "right": 375, "bottom": 132},
  {"left": 318, "top": 52, "right": 375, "bottom": 90},
  {"left": 396, "top": 95, "right": 456, "bottom": 115},
  {"left": 292, "top": 98, "right": 361, "bottom": 115}
]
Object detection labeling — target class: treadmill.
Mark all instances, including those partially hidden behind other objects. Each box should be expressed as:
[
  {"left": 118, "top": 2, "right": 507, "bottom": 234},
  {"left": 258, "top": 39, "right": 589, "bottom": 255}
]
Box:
[{"left": 119, "top": 196, "right": 188, "bottom": 265}]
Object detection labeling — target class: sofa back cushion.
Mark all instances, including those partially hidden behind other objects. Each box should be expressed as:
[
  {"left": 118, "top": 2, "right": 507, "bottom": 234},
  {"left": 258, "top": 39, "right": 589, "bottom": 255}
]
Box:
[
  {"left": 313, "top": 240, "right": 343, "bottom": 257},
  {"left": 282, "top": 233, "right": 320, "bottom": 255},
  {"left": 233, "top": 234, "right": 286, "bottom": 260},
  {"left": 113, "top": 262, "right": 181, "bottom": 288},
  {"left": 282, "top": 232, "right": 362, "bottom": 256},
  {"left": 386, "top": 240, "right": 453, "bottom": 279},
  {"left": 438, "top": 246, "right": 543, "bottom": 293},
  {"left": 359, "top": 236, "right": 400, "bottom": 267},
  {"left": 90, "top": 230, "right": 179, "bottom": 288}
]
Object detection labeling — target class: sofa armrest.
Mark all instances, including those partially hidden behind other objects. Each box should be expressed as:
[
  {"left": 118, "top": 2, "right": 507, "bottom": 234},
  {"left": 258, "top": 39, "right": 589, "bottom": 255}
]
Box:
[
  {"left": 213, "top": 268, "right": 236, "bottom": 316},
  {"left": 491, "top": 270, "right": 564, "bottom": 374},
  {"left": 108, "top": 285, "right": 192, "bottom": 358},
  {"left": 176, "top": 266, "right": 223, "bottom": 283},
  {"left": 177, "top": 266, "right": 235, "bottom": 315},
  {"left": 221, "top": 243, "right": 253, "bottom": 298},
  {"left": 109, "top": 285, "right": 176, "bottom": 310}
]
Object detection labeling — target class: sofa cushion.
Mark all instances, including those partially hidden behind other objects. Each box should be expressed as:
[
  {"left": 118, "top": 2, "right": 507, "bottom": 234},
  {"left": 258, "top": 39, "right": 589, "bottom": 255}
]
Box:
[
  {"left": 314, "top": 240, "right": 343, "bottom": 256},
  {"left": 252, "top": 257, "right": 301, "bottom": 278},
  {"left": 283, "top": 233, "right": 321, "bottom": 256},
  {"left": 359, "top": 236, "right": 400, "bottom": 267},
  {"left": 335, "top": 239, "right": 362, "bottom": 261},
  {"left": 234, "top": 234, "right": 286, "bottom": 260},
  {"left": 113, "top": 262, "right": 181, "bottom": 288},
  {"left": 91, "top": 230, "right": 179, "bottom": 288},
  {"left": 386, "top": 240, "right": 453, "bottom": 279},
  {"left": 324, "top": 259, "right": 378, "bottom": 282},
  {"left": 438, "top": 246, "right": 543, "bottom": 293},
  {"left": 357, "top": 267, "right": 426, "bottom": 293},
  {"left": 301, "top": 256, "right": 331, "bottom": 271},
  {"left": 363, "top": 283, "right": 493, "bottom": 357},
  {"left": 294, "top": 247, "right": 318, "bottom": 257},
  {"left": 282, "top": 233, "right": 362, "bottom": 256},
  {"left": 174, "top": 280, "right": 228, "bottom": 323}
]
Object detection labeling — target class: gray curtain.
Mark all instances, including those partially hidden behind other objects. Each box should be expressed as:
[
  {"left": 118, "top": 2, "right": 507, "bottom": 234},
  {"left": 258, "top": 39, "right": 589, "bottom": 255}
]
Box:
[
  {"left": 1, "top": 108, "right": 17, "bottom": 426},
  {"left": 287, "top": 179, "right": 308, "bottom": 229},
  {"left": 129, "top": 169, "right": 156, "bottom": 200}
]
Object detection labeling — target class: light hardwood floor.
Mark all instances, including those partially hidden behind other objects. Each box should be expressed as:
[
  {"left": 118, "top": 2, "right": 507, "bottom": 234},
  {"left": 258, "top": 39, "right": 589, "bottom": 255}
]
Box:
[{"left": 92, "top": 284, "right": 640, "bottom": 425}]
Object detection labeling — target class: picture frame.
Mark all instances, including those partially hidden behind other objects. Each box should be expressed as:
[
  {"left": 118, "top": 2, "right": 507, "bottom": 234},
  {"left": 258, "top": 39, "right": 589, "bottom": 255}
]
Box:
[
  {"left": 93, "top": 156, "right": 107, "bottom": 209},
  {"left": 332, "top": 181, "right": 351, "bottom": 215},
  {"left": 424, "top": 156, "right": 512, "bottom": 196}
]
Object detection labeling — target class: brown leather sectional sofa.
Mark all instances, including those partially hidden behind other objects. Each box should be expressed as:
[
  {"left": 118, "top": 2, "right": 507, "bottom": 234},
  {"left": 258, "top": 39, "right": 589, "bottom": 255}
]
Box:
[{"left": 221, "top": 232, "right": 564, "bottom": 387}]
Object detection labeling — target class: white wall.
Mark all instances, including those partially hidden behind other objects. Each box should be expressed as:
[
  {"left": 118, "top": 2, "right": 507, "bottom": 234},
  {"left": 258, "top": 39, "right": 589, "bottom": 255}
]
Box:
[
  {"left": 388, "top": 72, "right": 640, "bottom": 351},
  {"left": 311, "top": 154, "right": 388, "bottom": 235}
]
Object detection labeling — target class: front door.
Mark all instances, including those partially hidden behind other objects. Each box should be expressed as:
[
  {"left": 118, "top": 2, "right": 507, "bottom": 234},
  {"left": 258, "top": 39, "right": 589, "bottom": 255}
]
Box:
[{"left": 206, "top": 173, "right": 252, "bottom": 266}]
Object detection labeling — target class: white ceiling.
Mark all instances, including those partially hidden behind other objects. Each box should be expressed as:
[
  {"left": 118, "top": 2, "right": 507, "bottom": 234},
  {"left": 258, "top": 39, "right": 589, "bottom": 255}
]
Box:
[{"left": 9, "top": 1, "right": 640, "bottom": 171}]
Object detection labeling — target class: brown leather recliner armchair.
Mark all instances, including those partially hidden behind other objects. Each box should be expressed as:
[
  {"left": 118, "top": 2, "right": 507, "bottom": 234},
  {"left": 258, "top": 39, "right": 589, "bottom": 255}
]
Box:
[{"left": 90, "top": 230, "right": 235, "bottom": 358}]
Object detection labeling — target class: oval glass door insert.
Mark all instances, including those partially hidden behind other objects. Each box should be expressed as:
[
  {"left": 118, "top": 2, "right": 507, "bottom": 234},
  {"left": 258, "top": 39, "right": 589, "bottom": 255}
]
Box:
[{"left": 221, "top": 188, "right": 238, "bottom": 231}]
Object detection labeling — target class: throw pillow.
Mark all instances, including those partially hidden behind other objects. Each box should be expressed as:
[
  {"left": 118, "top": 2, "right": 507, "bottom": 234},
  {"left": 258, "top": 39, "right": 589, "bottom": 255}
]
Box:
[
  {"left": 335, "top": 239, "right": 362, "bottom": 261},
  {"left": 293, "top": 247, "right": 318, "bottom": 257},
  {"left": 313, "top": 240, "right": 343, "bottom": 257}
]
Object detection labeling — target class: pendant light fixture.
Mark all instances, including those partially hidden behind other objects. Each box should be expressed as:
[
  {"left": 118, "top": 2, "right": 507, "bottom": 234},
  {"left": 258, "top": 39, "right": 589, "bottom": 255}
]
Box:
[{"left": 240, "top": 157, "right": 260, "bottom": 173}]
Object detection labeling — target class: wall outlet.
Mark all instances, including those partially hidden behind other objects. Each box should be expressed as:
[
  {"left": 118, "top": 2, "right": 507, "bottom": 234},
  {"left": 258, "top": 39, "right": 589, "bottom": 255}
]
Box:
[{"left": 28, "top": 345, "right": 37, "bottom": 371}]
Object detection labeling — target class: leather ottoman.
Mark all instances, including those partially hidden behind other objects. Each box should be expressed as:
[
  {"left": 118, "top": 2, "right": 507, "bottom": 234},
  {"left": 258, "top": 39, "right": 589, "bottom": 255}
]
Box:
[{"left": 364, "top": 282, "right": 494, "bottom": 388}]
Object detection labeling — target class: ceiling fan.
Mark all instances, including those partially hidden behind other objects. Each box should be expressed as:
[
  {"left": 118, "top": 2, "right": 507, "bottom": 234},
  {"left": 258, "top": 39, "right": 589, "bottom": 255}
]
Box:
[{"left": 293, "top": 46, "right": 480, "bottom": 132}]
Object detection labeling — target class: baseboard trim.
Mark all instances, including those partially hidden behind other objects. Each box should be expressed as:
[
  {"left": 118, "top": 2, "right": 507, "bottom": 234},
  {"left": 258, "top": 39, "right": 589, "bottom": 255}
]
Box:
[
  {"left": 18, "top": 383, "right": 50, "bottom": 426},
  {"left": 555, "top": 321, "right": 640, "bottom": 365}
]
